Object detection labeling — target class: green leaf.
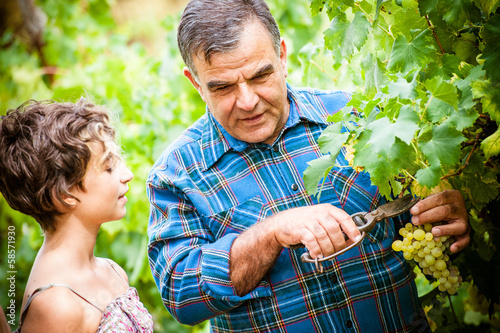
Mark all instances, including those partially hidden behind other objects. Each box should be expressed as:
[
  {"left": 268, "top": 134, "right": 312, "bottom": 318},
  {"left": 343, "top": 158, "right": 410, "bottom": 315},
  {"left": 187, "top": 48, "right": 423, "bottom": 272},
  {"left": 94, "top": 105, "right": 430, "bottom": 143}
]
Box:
[
  {"left": 481, "top": 127, "right": 500, "bottom": 159},
  {"left": 310, "top": 0, "right": 326, "bottom": 16},
  {"left": 471, "top": 79, "right": 500, "bottom": 123},
  {"left": 426, "top": 98, "right": 454, "bottom": 123},
  {"left": 425, "top": 76, "right": 459, "bottom": 110},
  {"left": 480, "top": 14, "right": 500, "bottom": 83},
  {"left": 415, "top": 162, "right": 442, "bottom": 188},
  {"left": 444, "top": 106, "right": 479, "bottom": 131},
  {"left": 354, "top": 135, "right": 415, "bottom": 198},
  {"left": 437, "top": 0, "right": 481, "bottom": 30},
  {"left": 418, "top": 0, "right": 437, "bottom": 14},
  {"left": 317, "top": 122, "right": 350, "bottom": 154},
  {"left": 361, "top": 53, "right": 387, "bottom": 98},
  {"left": 324, "top": 11, "right": 371, "bottom": 59},
  {"left": 387, "top": 30, "right": 436, "bottom": 74},
  {"left": 475, "top": 0, "right": 500, "bottom": 18},
  {"left": 388, "top": 73, "right": 418, "bottom": 100},
  {"left": 419, "top": 122, "right": 466, "bottom": 166},
  {"left": 453, "top": 32, "right": 480, "bottom": 64},
  {"left": 394, "top": 105, "right": 420, "bottom": 144},
  {"left": 303, "top": 154, "right": 336, "bottom": 196}
]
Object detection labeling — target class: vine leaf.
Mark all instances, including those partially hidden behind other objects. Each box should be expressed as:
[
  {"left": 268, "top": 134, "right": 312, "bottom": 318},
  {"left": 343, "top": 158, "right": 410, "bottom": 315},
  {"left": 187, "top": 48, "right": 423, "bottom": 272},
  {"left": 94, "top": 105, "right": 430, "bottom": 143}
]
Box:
[
  {"left": 419, "top": 123, "right": 465, "bottom": 166},
  {"left": 303, "top": 154, "right": 335, "bottom": 197},
  {"left": 471, "top": 79, "right": 500, "bottom": 124},
  {"left": 475, "top": 0, "right": 500, "bottom": 18},
  {"left": 394, "top": 105, "right": 420, "bottom": 144},
  {"left": 480, "top": 14, "right": 500, "bottom": 83},
  {"left": 437, "top": 0, "right": 481, "bottom": 30},
  {"left": 388, "top": 73, "right": 418, "bottom": 100},
  {"left": 361, "top": 53, "right": 387, "bottom": 98},
  {"left": 387, "top": 29, "right": 436, "bottom": 74},
  {"left": 324, "top": 11, "right": 371, "bottom": 59},
  {"left": 425, "top": 76, "right": 459, "bottom": 110},
  {"left": 318, "top": 122, "right": 350, "bottom": 154},
  {"left": 415, "top": 162, "right": 442, "bottom": 188},
  {"left": 481, "top": 127, "right": 500, "bottom": 159}
]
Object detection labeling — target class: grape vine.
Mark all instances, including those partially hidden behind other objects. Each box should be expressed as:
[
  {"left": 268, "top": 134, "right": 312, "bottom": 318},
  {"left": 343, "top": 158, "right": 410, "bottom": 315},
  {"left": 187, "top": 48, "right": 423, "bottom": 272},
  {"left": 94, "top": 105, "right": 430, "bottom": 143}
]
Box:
[{"left": 303, "top": 0, "right": 500, "bottom": 330}]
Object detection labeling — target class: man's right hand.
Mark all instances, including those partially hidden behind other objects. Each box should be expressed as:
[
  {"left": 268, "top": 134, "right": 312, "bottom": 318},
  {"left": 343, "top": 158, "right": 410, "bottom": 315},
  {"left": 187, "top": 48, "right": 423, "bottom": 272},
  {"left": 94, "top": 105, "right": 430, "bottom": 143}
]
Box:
[{"left": 270, "top": 204, "right": 361, "bottom": 260}]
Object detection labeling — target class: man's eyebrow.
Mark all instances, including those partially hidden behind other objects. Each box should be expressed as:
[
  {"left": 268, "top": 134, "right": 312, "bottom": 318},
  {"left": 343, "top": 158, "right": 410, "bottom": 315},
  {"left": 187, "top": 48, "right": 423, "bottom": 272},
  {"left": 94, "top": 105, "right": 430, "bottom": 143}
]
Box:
[
  {"left": 253, "top": 63, "right": 274, "bottom": 78},
  {"left": 206, "top": 64, "right": 275, "bottom": 90},
  {"left": 207, "top": 80, "right": 230, "bottom": 90}
]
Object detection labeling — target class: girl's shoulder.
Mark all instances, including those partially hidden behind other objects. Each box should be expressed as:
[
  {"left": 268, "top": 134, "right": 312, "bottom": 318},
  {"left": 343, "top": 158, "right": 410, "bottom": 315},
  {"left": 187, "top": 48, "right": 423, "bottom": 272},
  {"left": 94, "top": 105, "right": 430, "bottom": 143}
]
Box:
[{"left": 19, "top": 284, "right": 103, "bottom": 332}]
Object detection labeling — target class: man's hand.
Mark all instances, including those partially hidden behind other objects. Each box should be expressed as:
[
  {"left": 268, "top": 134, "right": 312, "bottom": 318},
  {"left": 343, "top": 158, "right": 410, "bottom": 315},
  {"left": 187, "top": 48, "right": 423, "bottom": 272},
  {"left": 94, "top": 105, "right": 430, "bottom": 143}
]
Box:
[
  {"left": 271, "top": 204, "right": 361, "bottom": 259},
  {"left": 230, "top": 204, "right": 360, "bottom": 296},
  {"left": 410, "top": 189, "right": 470, "bottom": 253}
]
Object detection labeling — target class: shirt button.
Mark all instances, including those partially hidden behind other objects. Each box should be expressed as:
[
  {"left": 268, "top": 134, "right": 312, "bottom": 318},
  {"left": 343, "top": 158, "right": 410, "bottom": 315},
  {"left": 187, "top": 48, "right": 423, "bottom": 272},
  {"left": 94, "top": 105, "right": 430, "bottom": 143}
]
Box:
[
  {"left": 330, "top": 274, "right": 338, "bottom": 283},
  {"left": 291, "top": 183, "right": 299, "bottom": 191},
  {"left": 273, "top": 146, "right": 279, "bottom": 152},
  {"left": 346, "top": 319, "right": 353, "bottom": 328}
]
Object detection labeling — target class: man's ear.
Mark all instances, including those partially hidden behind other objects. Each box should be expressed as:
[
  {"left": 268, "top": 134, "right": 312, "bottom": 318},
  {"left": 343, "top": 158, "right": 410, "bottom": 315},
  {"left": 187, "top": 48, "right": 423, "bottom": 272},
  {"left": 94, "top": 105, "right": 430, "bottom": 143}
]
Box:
[
  {"left": 279, "top": 38, "right": 288, "bottom": 78},
  {"left": 183, "top": 67, "right": 205, "bottom": 102}
]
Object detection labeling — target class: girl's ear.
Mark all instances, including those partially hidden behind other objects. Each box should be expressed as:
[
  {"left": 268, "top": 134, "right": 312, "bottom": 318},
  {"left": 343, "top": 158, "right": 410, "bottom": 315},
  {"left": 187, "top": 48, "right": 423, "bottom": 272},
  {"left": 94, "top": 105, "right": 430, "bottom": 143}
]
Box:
[{"left": 52, "top": 189, "right": 79, "bottom": 212}]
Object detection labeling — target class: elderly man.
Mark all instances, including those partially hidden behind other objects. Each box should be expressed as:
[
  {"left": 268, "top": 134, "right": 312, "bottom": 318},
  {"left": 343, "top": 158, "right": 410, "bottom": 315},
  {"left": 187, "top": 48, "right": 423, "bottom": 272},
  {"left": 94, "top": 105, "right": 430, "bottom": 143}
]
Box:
[{"left": 147, "top": 0, "right": 470, "bottom": 332}]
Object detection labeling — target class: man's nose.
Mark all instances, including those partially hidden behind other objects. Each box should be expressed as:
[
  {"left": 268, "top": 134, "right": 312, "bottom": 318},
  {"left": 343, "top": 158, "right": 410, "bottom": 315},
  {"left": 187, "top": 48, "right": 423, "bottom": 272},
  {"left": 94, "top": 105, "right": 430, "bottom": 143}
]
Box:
[{"left": 235, "top": 83, "right": 258, "bottom": 111}]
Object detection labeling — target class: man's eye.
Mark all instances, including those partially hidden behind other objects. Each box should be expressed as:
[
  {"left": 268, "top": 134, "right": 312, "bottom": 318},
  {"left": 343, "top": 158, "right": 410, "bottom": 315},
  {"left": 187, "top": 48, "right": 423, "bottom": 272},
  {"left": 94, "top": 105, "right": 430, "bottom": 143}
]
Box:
[
  {"left": 255, "top": 73, "right": 270, "bottom": 80},
  {"left": 215, "top": 85, "right": 229, "bottom": 91}
]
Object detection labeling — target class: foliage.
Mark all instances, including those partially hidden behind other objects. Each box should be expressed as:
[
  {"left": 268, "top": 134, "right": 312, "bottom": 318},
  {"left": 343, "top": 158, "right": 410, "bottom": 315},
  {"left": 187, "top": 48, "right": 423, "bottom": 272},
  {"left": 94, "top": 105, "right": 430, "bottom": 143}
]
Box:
[
  {"left": 303, "top": 0, "right": 500, "bottom": 331},
  {"left": 0, "top": 0, "right": 325, "bottom": 332}
]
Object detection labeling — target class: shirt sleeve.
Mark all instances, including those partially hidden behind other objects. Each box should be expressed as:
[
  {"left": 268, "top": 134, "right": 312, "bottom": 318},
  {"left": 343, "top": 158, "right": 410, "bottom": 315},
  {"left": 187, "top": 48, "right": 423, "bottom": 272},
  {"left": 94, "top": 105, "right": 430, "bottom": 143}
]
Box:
[{"left": 146, "top": 164, "right": 272, "bottom": 325}]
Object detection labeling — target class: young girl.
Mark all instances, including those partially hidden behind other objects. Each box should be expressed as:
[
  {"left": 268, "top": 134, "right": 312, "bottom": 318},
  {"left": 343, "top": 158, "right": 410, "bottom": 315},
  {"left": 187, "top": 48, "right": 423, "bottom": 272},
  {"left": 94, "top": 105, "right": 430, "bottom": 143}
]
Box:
[{"left": 0, "top": 99, "right": 153, "bottom": 332}]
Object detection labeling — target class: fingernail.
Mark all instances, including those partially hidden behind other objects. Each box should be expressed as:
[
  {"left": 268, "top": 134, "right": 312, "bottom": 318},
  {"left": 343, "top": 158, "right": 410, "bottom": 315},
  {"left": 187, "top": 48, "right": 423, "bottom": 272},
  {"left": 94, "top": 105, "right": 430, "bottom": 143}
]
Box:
[
  {"left": 432, "top": 228, "right": 441, "bottom": 236},
  {"left": 411, "top": 207, "right": 420, "bottom": 215},
  {"left": 355, "top": 235, "right": 362, "bottom": 242},
  {"left": 411, "top": 216, "right": 419, "bottom": 224},
  {"left": 317, "top": 254, "right": 323, "bottom": 259}
]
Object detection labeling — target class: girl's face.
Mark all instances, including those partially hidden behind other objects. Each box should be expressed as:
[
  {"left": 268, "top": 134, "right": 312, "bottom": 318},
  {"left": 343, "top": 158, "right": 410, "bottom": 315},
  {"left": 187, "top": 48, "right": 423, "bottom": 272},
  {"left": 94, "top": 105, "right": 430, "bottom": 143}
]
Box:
[{"left": 70, "top": 149, "right": 133, "bottom": 225}]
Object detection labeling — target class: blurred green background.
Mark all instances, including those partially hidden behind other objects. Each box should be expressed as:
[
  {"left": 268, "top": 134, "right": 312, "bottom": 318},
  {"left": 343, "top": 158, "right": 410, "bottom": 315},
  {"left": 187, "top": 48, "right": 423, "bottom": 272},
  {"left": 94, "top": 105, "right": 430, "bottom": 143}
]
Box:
[{"left": 0, "top": 0, "right": 338, "bottom": 331}]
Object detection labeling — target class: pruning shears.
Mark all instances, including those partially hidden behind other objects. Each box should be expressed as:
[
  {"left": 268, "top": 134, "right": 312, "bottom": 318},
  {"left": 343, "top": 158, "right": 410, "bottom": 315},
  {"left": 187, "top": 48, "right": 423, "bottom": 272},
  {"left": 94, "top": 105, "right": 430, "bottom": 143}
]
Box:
[{"left": 300, "top": 194, "right": 420, "bottom": 273}]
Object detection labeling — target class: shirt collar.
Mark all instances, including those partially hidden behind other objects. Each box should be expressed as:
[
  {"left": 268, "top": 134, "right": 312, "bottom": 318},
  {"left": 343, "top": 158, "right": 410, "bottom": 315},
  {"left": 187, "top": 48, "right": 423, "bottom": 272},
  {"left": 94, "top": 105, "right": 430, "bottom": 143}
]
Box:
[{"left": 201, "top": 83, "right": 330, "bottom": 170}]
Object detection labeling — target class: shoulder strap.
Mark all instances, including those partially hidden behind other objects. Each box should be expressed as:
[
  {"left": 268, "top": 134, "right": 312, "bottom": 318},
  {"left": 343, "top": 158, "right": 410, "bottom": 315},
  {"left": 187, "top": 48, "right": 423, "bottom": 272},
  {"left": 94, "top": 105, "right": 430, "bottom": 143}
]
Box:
[
  {"left": 18, "top": 283, "right": 103, "bottom": 328},
  {"left": 104, "top": 258, "right": 128, "bottom": 286}
]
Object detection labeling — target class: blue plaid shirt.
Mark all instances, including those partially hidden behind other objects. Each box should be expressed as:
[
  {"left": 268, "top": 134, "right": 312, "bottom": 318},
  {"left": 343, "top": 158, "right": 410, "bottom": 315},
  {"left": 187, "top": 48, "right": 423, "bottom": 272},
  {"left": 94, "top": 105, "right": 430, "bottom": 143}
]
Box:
[{"left": 147, "top": 84, "right": 429, "bottom": 332}]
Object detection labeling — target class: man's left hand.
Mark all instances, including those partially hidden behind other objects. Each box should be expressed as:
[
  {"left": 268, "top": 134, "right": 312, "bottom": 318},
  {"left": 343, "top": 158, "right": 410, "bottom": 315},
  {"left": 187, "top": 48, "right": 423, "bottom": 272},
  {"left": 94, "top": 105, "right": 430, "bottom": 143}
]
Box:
[{"left": 410, "top": 189, "right": 470, "bottom": 253}]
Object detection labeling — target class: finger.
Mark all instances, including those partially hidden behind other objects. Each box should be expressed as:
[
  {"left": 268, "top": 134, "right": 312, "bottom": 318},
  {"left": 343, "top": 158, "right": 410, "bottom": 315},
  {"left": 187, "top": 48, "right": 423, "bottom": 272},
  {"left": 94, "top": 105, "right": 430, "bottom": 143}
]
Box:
[
  {"left": 411, "top": 203, "right": 459, "bottom": 225},
  {"left": 320, "top": 219, "right": 346, "bottom": 255},
  {"left": 329, "top": 207, "right": 361, "bottom": 242},
  {"left": 449, "top": 233, "right": 471, "bottom": 253},
  {"left": 431, "top": 220, "right": 468, "bottom": 238},
  {"left": 306, "top": 222, "right": 336, "bottom": 258},
  {"left": 410, "top": 189, "right": 462, "bottom": 216},
  {"left": 300, "top": 229, "right": 323, "bottom": 259}
]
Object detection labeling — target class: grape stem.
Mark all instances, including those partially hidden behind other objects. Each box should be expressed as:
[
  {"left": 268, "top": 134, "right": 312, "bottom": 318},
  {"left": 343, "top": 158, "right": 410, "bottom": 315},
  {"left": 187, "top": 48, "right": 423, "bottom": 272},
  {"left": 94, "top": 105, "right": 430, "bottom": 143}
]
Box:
[
  {"left": 425, "top": 15, "right": 445, "bottom": 55},
  {"left": 441, "top": 133, "right": 480, "bottom": 180}
]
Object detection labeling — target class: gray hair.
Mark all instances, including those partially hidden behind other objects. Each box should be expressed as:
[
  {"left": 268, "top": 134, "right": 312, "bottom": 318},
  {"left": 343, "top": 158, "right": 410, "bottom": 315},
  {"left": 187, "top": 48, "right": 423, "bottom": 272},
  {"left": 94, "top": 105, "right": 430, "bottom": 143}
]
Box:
[{"left": 177, "top": 0, "right": 281, "bottom": 78}]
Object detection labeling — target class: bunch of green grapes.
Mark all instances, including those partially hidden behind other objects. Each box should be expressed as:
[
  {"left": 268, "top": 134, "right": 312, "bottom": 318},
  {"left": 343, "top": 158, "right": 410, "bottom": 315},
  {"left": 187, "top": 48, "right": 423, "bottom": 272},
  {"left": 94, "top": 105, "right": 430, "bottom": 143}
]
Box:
[{"left": 392, "top": 222, "right": 462, "bottom": 295}]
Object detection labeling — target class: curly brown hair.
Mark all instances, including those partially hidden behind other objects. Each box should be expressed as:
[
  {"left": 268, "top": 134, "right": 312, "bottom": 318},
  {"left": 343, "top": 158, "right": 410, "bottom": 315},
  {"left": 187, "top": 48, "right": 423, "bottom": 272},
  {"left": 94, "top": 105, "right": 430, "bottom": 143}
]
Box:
[{"left": 0, "top": 98, "right": 121, "bottom": 233}]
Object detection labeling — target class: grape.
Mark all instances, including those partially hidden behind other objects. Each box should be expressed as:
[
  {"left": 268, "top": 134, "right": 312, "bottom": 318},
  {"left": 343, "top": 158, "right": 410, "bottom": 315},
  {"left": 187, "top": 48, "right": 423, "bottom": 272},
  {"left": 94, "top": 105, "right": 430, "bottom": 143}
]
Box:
[
  {"left": 413, "top": 229, "right": 425, "bottom": 241},
  {"left": 431, "top": 247, "right": 443, "bottom": 258},
  {"left": 392, "top": 240, "right": 403, "bottom": 251},
  {"left": 434, "top": 259, "right": 446, "bottom": 271},
  {"left": 425, "top": 254, "right": 436, "bottom": 265},
  {"left": 391, "top": 222, "right": 462, "bottom": 295}
]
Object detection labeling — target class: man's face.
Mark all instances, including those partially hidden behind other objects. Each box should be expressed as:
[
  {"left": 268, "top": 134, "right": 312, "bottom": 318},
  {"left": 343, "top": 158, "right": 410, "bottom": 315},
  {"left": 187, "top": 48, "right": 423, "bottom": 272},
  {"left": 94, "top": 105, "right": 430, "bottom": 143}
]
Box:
[{"left": 184, "top": 21, "right": 289, "bottom": 145}]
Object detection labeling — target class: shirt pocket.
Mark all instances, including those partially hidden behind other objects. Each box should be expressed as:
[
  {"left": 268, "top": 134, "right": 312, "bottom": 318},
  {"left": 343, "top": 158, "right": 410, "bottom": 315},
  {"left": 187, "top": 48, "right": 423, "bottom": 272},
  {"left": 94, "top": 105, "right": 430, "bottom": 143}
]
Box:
[{"left": 202, "top": 196, "right": 270, "bottom": 240}]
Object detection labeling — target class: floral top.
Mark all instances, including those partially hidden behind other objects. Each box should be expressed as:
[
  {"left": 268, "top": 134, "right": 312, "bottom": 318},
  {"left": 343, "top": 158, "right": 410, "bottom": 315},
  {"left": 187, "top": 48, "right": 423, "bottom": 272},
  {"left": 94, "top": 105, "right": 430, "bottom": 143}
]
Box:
[{"left": 96, "top": 286, "right": 153, "bottom": 332}]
